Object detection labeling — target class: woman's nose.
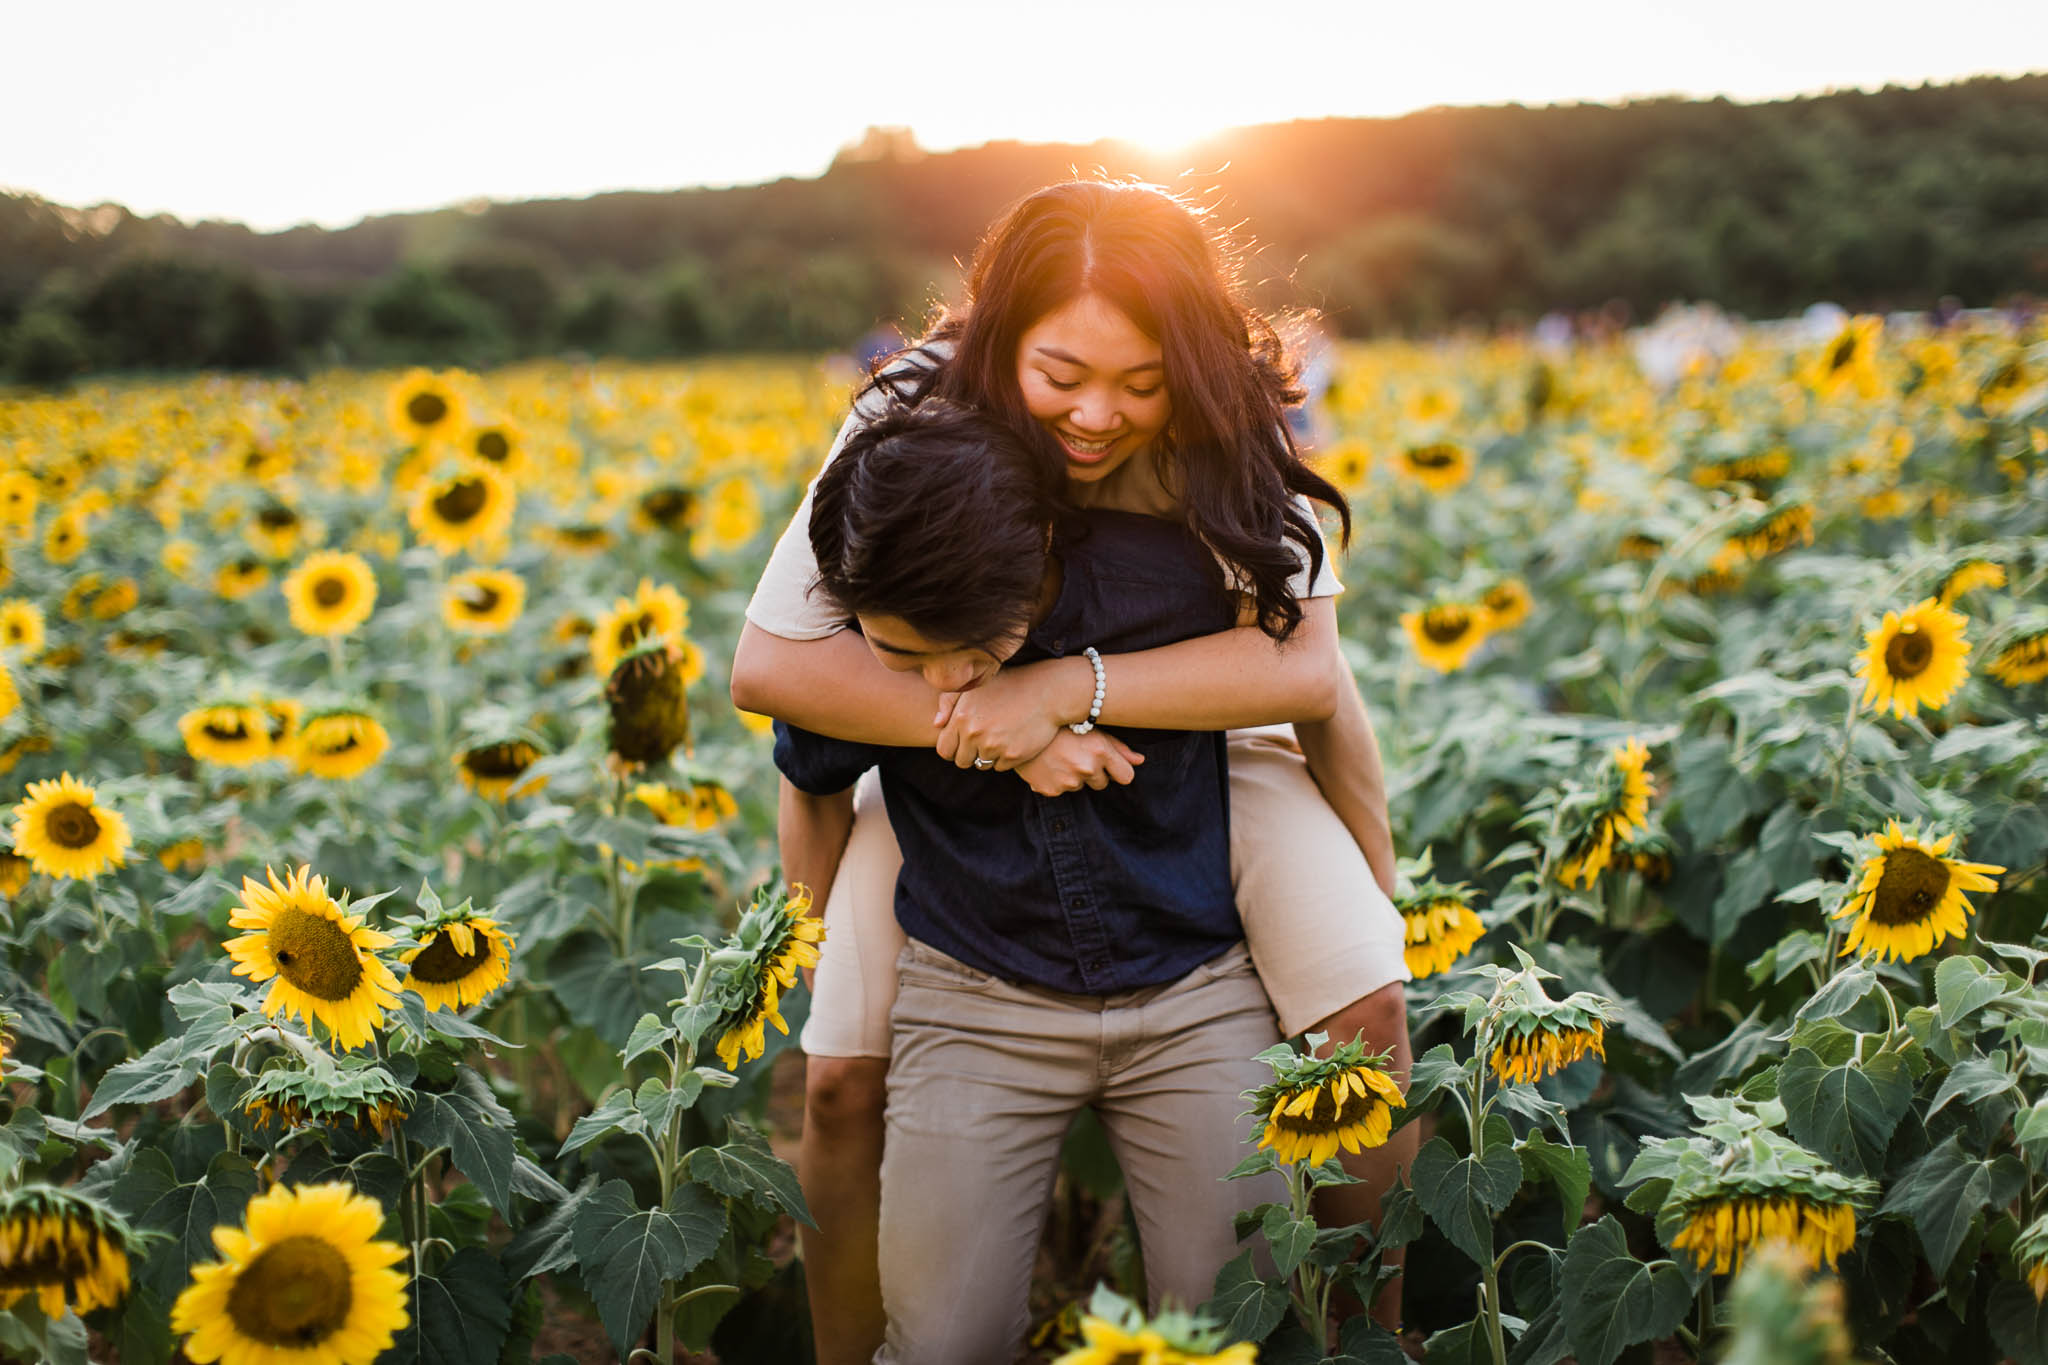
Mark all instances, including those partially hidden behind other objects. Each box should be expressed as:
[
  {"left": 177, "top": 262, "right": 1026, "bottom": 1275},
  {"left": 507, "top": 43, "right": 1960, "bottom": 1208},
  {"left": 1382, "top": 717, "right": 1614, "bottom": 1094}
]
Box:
[{"left": 1069, "top": 393, "right": 1119, "bottom": 434}]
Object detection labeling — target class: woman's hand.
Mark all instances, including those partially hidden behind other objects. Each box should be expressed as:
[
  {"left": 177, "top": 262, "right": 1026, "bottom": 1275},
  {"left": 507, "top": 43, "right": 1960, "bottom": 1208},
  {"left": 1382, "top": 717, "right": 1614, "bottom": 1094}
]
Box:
[
  {"left": 1011, "top": 730, "right": 1144, "bottom": 796},
  {"left": 932, "top": 658, "right": 1089, "bottom": 770}
]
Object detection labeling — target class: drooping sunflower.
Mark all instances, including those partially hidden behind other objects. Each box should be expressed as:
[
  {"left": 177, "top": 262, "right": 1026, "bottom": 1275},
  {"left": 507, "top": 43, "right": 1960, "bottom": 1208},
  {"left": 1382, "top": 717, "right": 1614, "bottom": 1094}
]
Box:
[
  {"left": 387, "top": 367, "right": 467, "bottom": 445},
  {"left": 179, "top": 703, "right": 274, "bottom": 767},
  {"left": 215, "top": 556, "right": 272, "bottom": 601},
  {"left": 713, "top": 885, "right": 826, "bottom": 1070},
  {"left": 1832, "top": 821, "right": 2003, "bottom": 963},
  {"left": 408, "top": 465, "right": 515, "bottom": 557},
  {"left": 1985, "top": 627, "right": 2048, "bottom": 686},
  {"left": 441, "top": 567, "right": 526, "bottom": 635},
  {"left": 0, "top": 1187, "right": 137, "bottom": 1320},
  {"left": 1478, "top": 577, "right": 1531, "bottom": 632},
  {"left": 453, "top": 739, "right": 545, "bottom": 800},
  {"left": 1671, "top": 1192, "right": 1860, "bottom": 1277},
  {"left": 1398, "top": 441, "right": 1472, "bottom": 492},
  {"left": 1853, "top": 597, "right": 1970, "bottom": 719},
  {"left": 240, "top": 1056, "right": 413, "bottom": 1138},
  {"left": 1401, "top": 602, "right": 1488, "bottom": 673},
  {"left": 280, "top": 551, "right": 377, "bottom": 638},
  {"left": 1933, "top": 558, "right": 2006, "bottom": 609},
  {"left": 290, "top": 709, "right": 390, "bottom": 781},
  {"left": 606, "top": 637, "right": 691, "bottom": 768},
  {"left": 223, "top": 864, "right": 402, "bottom": 1051},
  {"left": 1398, "top": 888, "right": 1487, "bottom": 978},
  {"left": 0, "top": 600, "right": 46, "bottom": 654},
  {"left": 1251, "top": 1039, "right": 1406, "bottom": 1169},
  {"left": 590, "top": 576, "right": 691, "bottom": 677},
  {"left": 10, "top": 772, "right": 131, "bottom": 880},
  {"left": 171, "top": 1180, "right": 409, "bottom": 1365},
  {"left": 1478, "top": 955, "right": 1611, "bottom": 1087},
  {"left": 400, "top": 914, "right": 515, "bottom": 1011},
  {"left": 1733, "top": 502, "right": 1814, "bottom": 561},
  {"left": 1492, "top": 1018, "right": 1605, "bottom": 1085}
]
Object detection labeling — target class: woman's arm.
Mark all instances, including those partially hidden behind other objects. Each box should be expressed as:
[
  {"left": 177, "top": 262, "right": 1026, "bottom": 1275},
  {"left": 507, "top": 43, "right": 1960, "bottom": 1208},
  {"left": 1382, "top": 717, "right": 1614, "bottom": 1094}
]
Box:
[
  {"left": 732, "top": 624, "right": 946, "bottom": 747},
  {"left": 1292, "top": 669, "right": 1399, "bottom": 899},
  {"left": 932, "top": 597, "right": 1344, "bottom": 769}
]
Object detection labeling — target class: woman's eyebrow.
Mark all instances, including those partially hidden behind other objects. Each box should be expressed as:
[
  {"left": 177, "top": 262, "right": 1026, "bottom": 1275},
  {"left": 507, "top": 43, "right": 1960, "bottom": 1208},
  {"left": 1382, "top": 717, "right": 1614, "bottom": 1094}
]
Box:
[{"left": 1033, "top": 345, "right": 1164, "bottom": 375}]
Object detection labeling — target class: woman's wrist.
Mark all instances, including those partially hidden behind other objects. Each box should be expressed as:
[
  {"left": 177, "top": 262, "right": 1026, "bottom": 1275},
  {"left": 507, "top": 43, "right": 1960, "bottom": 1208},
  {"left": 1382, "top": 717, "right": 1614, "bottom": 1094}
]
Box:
[{"left": 1032, "top": 655, "right": 1097, "bottom": 728}]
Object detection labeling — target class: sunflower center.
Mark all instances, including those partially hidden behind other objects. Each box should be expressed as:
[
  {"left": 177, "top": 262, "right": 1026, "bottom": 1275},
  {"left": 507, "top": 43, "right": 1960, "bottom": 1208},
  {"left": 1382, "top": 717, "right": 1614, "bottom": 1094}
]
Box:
[
  {"left": 407, "top": 392, "right": 449, "bottom": 427},
  {"left": 463, "top": 585, "right": 502, "bottom": 614},
  {"left": 1409, "top": 444, "right": 1456, "bottom": 468},
  {"left": 1869, "top": 847, "right": 1952, "bottom": 925},
  {"left": 226, "top": 1235, "right": 354, "bottom": 1347},
  {"left": 203, "top": 721, "right": 251, "bottom": 741},
  {"left": 1827, "top": 336, "right": 1856, "bottom": 372},
  {"left": 463, "top": 742, "right": 531, "bottom": 779},
  {"left": 313, "top": 576, "right": 349, "bottom": 607},
  {"left": 1885, "top": 627, "right": 1933, "bottom": 679},
  {"left": 267, "top": 906, "right": 366, "bottom": 1001},
  {"left": 409, "top": 930, "right": 492, "bottom": 984},
  {"left": 46, "top": 802, "right": 101, "bottom": 850},
  {"left": 258, "top": 506, "right": 298, "bottom": 530},
  {"left": 433, "top": 479, "right": 488, "bottom": 524},
  {"left": 1422, "top": 610, "right": 1472, "bottom": 644},
  {"left": 473, "top": 429, "right": 510, "bottom": 461}
]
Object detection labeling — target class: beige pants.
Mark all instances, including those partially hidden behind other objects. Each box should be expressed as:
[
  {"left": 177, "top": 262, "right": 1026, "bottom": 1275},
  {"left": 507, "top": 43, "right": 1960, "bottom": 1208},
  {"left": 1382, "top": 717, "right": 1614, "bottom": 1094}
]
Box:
[
  {"left": 875, "top": 939, "right": 1286, "bottom": 1365},
  {"left": 804, "top": 727, "right": 1409, "bottom": 1055}
]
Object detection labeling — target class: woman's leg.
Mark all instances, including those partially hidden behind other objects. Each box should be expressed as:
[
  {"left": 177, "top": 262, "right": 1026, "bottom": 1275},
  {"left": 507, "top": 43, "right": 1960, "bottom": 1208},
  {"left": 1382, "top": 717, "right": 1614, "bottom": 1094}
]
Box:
[
  {"left": 797, "top": 770, "right": 906, "bottom": 1365},
  {"left": 1227, "top": 729, "right": 1416, "bottom": 1328}
]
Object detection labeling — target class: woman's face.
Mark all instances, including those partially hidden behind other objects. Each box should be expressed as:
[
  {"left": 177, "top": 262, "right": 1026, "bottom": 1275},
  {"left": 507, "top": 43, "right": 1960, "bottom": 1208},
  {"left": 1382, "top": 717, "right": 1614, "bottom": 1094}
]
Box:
[{"left": 1015, "top": 292, "right": 1170, "bottom": 487}]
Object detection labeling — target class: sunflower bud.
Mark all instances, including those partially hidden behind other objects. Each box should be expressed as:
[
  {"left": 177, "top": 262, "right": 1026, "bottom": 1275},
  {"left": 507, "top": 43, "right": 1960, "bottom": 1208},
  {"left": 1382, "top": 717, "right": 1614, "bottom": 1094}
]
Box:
[{"left": 606, "top": 637, "right": 691, "bottom": 768}]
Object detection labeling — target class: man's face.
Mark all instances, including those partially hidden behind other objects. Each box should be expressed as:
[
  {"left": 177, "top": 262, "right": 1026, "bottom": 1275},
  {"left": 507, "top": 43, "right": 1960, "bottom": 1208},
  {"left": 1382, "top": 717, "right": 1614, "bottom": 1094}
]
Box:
[{"left": 856, "top": 613, "right": 1029, "bottom": 694}]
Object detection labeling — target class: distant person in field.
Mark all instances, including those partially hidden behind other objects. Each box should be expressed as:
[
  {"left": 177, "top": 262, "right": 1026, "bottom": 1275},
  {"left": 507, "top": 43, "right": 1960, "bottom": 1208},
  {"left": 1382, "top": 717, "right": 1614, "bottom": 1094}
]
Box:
[{"left": 729, "top": 179, "right": 1413, "bottom": 1361}]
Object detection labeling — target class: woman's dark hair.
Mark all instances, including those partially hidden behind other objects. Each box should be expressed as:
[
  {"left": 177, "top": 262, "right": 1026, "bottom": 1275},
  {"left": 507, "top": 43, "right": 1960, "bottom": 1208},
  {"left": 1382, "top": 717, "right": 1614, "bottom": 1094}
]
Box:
[
  {"left": 863, "top": 179, "right": 1350, "bottom": 641},
  {"left": 808, "top": 399, "right": 1055, "bottom": 651}
]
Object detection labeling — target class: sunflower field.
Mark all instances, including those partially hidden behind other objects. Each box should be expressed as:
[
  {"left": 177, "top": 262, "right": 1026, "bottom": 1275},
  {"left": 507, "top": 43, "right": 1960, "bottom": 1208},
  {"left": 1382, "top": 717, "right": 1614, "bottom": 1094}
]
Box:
[{"left": 0, "top": 313, "right": 2043, "bottom": 1365}]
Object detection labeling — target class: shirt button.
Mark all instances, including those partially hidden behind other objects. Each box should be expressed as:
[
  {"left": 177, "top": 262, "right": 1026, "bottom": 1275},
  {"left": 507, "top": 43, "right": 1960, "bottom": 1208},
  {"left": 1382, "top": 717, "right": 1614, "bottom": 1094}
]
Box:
[
  {"left": 1050, "top": 817, "right": 1070, "bottom": 833},
  {"left": 1069, "top": 896, "right": 1086, "bottom": 909},
  {"left": 1051, "top": 638, "right": 1065, "bottom": 653},
  {"left": 1087, "top": 958, "right": 1107, "bottom": 972}
]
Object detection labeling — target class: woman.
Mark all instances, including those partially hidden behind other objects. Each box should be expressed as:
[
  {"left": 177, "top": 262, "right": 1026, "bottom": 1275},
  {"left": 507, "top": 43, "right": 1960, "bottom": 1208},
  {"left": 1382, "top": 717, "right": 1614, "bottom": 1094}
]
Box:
[{"left": 730, "top": 180, "right": 1415, "bottom": 1360}]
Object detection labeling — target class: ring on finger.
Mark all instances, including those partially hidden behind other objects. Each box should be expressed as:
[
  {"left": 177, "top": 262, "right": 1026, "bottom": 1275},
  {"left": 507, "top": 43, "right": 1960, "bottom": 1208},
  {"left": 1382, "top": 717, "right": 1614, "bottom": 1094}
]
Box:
[{"left": 972, "top": 756, "right": 994, "bottom": 769}]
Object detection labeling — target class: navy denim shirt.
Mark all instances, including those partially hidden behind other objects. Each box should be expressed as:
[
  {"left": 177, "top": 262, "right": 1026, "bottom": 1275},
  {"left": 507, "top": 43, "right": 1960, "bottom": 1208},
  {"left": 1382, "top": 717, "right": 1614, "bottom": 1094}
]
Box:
[{"left": 774, "top": 508, "right": 1239, "bottom": 995}]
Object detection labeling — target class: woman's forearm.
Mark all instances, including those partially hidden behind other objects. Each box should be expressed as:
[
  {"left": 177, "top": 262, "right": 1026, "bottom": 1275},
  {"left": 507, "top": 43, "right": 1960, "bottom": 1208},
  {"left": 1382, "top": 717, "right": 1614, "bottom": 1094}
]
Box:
[
  {"left": 777, "top": 778, "right": 857, "bottom": 917},
  {"left": 1293, "top": 669, "right": 1399, "bottom": 899},
  {"left": 731, "top": 623, "right": 943, "bottom": 746},
  {"left": 1060, "top": 597, "right": 1344, "bottom": 731}
]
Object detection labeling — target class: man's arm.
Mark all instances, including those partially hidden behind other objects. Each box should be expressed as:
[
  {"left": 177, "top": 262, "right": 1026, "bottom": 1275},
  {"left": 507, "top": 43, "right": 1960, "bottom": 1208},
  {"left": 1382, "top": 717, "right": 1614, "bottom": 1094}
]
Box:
[{"left": 779, "top": 779, "right": 856, "bottom": 988}]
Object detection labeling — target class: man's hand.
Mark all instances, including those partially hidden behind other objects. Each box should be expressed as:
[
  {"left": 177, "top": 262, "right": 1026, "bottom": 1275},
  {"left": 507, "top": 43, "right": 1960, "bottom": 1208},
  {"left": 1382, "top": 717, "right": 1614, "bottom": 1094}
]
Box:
[{"left": 1012, "top": 730, "right": 1144, "bottom": 796}]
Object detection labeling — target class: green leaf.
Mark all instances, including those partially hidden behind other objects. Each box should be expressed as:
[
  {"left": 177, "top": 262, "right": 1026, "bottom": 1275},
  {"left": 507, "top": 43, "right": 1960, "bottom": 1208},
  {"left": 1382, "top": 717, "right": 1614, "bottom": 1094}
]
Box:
[
  {"left": 1710, "top": 848, "right": 1773, "bottom": 945},
  {"left": 106, "top": 1286, "right": 174, "bottom": 1365},
  {"left": 1933, "top": 955, "right": 2016, "bottom": 1032},
  {"left": 405, "top": 1089, "right": 516, "bottom": 1218},
  {"left": 1558, "top": 1215, "right": 1691, "bottom": 1365},
  {"left": 1506, "top": 1299, "right": 1572, "bottom": 1365},
  {"left": 1376, "top": 1181, "right": 1426, "bottom": 1250},
  {"left": 82, "top": 1036, "right": 202, "bottom": 1117},
  {"left": 1516, "top": 1132, "right": 1591, "bottom": 1242},
  {"left": 1879, "top": 1135, "right": 2026, "bottom": 1278},
  {"left": 572, "top": 1180, "right": 728, "bottom": 1357},
  {"left": 2017, "top": 1099, "right": 2048, "bottom": 1166},
  {"left": 1204, "top": 1248, "right": 1288, "bottom": 1345},
  {"left": 135, "top": 1150, "right": 259, "bottom": 1300},
  {"left": 381, "top": 1248, "right": 512, "bottom": 1365},
  {"left": 1413, "top": 1120, "right": 1522, "bottom": 1268},
  {"left": 559, "top": 1090, "right": 646, "bottom": 1157},
  {"left": 502, "top": 1178, "right": 600, "bottom": 1282},
  {"left": 622, "top": 1012, "right": 672, "bottom": 1066},
  {"left": 1337, "top": 1316, "right": 1412, "bottom": 1364},
  {"left": 1790, "top": 964, "right": 1879, "bottom": 1028},
  {"left": 1989, "top": 1278, "right": 2048, "bottom": 1365},
  {"left": 1926, "top": 1055, "right": 2020, "bottom": 1117},
  {"left": 1422, "top": 1317, "right": 1491, "bottom": 1365},
  {"left": 1261, "top": 1203, "right": 1314, "bottom": 1279},
  {"left": 1778, "top": 1045, "right": 1911, "bottom": 1177},
  {"left": 686, "top": 1118, "right": 813, "bottom": 1226},
  {"left": 1399, "top": 1043, "right": 1471, "bottom": 1122}
]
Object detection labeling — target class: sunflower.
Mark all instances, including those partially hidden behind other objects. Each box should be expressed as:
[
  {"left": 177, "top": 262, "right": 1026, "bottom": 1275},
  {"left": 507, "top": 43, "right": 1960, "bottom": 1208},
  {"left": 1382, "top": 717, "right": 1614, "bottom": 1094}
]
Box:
[
  {"left": 1689, "top": 449, "right": 1792, "bottom": 489},
  {"left": 59, "top": 571, "right": 102, "bottom": 622},
  {"left": 1805, "top": 315, "right": 1884, "bottom": 401},
  {"left": 1671, "top": 1194, "right": 1859, "bottom": 1277},
  {"left": 734, "top": 707, "right": 775, "bottom": 737},
  {"left": 171, "top": 1180, "right": 409, "bottom": 1365},
  {"left": 0, "top": 852, "right": 30, "bottom": 898},
  {"left": 387, "top": 367, "right": 467, "bottom": 445},
  {"left": 1400, "top": 891, "right": 1486, "bottom": 978},
  {"left": 0, "top": 734, "right": 52, "bottom": 777},
  {"left": 0, "top": 600, "right": 46, "bottom": 654},
  {"left": 1478, "top": 577, "right": 1531, "bottom": 632},
  {"left": 240, "top": 1056, "right": 413, "bottom": 1139},
  {"left": 463, "top": 421, "right": 526, "bottom": 479},
  {"left": 1832, "top": 821, "right": 2003, "bottom": 963},
  {"left": 158, "top": 838, "right": 206, "bottom": 873},
  {"left": 262, "top": 697, "right": 303, "bottom": 751},
  {"left": 246, "top": 502, "right": 305, "bottom": 560},
  {"left": 0, "top": 663, "right": 16, "bottom": 727},
  {"left": 1318, "top": 439, "right": 1371, "bottom": 493},
  {"left": 161, "top": 538, "right": 199, "bottom": 580},
  {"left": 400, "top": 915, "right": 515, "bottom": 1011},
  {"left": 180, "top": 704, "right": 274, "bottom": 767},
  {"left": 591, "top": 577, "right": 691, "bottom": 677},
  {"left": 408, "top": 465, "right": 514, "bottom": 557},
  {"left": 291, "top": 709, "right": 390, "bottom": 781},
  {"left": 692, "top": 477, "right": 764, "bottom": 555},
  {"left": 441, "top": 567, "right": 525, "bottom": 636},
  {"left": 0, "top": 471, "right": 38, "bottom": 527},
  {"left": 606, "top": 638, "right": 691, "bottom": 768},
  {"left": 453, "top": 740, "right": 545, "bottom": 801},
  {"left": 43, "top": 511, "right": 87, "bottom": 565},
  {"left": 1733, "top": 503, "right": 1814, "bottom": 561},
  {"left": 1401, "top": 602, "right": 1488, "bottom": 672},
  {"left": 281, "top": 551, "right": 378, "bottom": 638},
  {"left": 1052, "top": 1291, "right": 1257, "bottom": 1365},
  {"left": 1398, "top": 441, "right": 1472, "bottom": 492},
  {"left": 713, "top": 885, "right": 825, "bottom": 1070},
  {"left": 1854, "top": 597, "right": 1970, "bottom": 719},
  {"left": 10, "top": 773, "right": 131, "bottom": 881},
  {"left": 1933, "top": 558, "right": 2006, "bottom": 609},
  {"left": 0, "top": 1188, "right": 136, "bottom": 1320},
  {"left": 223, "top": 864, "right": 402, "bottom": 1051},
  {"left": 1492, "top": 1018, "right": 1605, "bottom": 1086},
  {"left": 1253, "top": 1052, "right": 1405, "bottom": 1168},
  {"left": 1986, "top": 627, "right": 2048, "bottom": 686},
  {"left": 216, "top": 557, "right": 272, "bottom": 601},
  {"left": 633, "top": 485, "right": 696, "bottom": 534}
]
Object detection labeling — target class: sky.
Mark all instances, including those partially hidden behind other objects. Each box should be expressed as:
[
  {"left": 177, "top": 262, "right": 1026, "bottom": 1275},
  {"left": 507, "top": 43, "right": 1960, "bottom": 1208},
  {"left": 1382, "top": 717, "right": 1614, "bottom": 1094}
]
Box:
[{"left": 4, "top": 0, "right": 2044, "bottom": 233}]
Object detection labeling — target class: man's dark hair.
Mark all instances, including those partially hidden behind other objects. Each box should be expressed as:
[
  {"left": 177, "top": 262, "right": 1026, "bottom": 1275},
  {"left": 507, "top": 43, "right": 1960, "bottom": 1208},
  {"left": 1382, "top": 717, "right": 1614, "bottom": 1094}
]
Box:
[{"left": 808, "top": 399, "right": 1055, "bottom": 651}]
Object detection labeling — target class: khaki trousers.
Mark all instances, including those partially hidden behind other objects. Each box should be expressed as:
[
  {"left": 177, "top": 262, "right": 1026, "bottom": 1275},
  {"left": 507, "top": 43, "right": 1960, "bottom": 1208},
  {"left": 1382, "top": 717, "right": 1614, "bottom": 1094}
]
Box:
[{"left": 873, "top": 939, "right": 1287, "bottom": 1365}]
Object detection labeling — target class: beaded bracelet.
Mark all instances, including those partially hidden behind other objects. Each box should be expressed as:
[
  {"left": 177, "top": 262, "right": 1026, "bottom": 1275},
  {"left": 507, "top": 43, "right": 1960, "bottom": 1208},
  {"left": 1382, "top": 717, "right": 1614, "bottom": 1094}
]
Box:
[{"left": 1068, "top": 647, "right": 1105, "bottom": 735}]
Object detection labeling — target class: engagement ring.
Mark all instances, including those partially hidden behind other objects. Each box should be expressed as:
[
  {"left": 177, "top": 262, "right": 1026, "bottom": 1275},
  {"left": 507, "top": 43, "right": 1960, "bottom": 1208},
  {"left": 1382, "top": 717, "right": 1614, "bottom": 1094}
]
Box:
[{"left": 973, "top": 757, "right": 994, "bottom": 769}]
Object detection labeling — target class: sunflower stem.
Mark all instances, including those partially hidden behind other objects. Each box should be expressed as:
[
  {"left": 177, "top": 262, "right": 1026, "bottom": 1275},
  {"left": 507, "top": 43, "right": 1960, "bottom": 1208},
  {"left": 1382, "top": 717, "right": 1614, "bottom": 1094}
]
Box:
[
  {"left": 326, "top": 632, "right": 346, "bottom": 689},
  {"left": 1825, "top": 690, "right": 1861, "bottom": 811}
]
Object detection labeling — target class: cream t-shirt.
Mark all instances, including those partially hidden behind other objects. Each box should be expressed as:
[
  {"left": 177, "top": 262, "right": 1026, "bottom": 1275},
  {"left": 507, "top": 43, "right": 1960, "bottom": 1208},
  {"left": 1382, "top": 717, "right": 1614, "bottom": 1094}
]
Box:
[{"left": 744, "top": 347, "right": 1344, "bottom": 642}]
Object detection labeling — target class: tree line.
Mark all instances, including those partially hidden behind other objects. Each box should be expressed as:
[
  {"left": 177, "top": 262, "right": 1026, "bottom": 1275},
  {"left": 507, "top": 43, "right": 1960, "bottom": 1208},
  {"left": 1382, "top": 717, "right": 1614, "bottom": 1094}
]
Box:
[{"left": 4, "top": 74, "right": 2045, "bottom": 385}]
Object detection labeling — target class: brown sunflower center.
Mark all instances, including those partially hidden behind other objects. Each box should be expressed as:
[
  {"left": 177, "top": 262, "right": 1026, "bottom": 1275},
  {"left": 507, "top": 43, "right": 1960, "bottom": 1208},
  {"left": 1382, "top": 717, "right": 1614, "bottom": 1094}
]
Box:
[
  {"left": 433, "top": 478, "right": 488, "bottom": 524},
  {"left": 266, "top": 906, "right": 366, "bottom": 1001},
  {"left": 1826, "top": 336, "right": 1857, "bottom": 372},
  {"left": 313, "top": 576, "right": 349, "bottom": 607},
  {"left": 1422, "top": 609, "right": 1473, "bottom": 644},
  {"left": 1270, "top": 1076, "right": 1383, "bottom": 1136},
  {"left": 203, "top": 720, "right": 252, "bottom": 742},
  {"left": 473, "top": 429, "right": 510, "bottom": 461},
  {"left": 226, "top": 1235, "right": 354, "bottom": 1347},
  {"left": 0, "top": 1215, "right": 96, "bottom": 1288},
  {"left": 641, "top": 489, "right": 691, "bottom": 525},
  {"left": 1484, "top": 585, "right": 1519, "bottom": 612},
  {"left": 1868, "top": 846, "right": 1952, "bottom": 926},
  {"left": 406, "top": 391, "right": 449, "bottom": 427},
  {"left": 1885, "top": 627, "right": 1933, "bottom": 679},
  {"left": 45, "top": 801, "right": 101, "bottom": 850},
  {"left": 1408, "top": 444, "right": 1457, "bottom": 469},
  {"left": 409, "top": 929, "right": 493, "bottom": 984},
  {"left": 462, "top": 742, "right": 532, "bottom": 779},
  {"left": 462, "top": 585, "right": 502, "bottom": 614},
  {"left": 258, "top": 506, "right": 298, "bottom": 530}
]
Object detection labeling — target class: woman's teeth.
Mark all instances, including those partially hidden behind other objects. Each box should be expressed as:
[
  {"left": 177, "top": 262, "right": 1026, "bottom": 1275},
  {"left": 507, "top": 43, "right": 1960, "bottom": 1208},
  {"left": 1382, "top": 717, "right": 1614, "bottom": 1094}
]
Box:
[{"left": 1063, "top": 433, "right": 1115, "bottom": 455}]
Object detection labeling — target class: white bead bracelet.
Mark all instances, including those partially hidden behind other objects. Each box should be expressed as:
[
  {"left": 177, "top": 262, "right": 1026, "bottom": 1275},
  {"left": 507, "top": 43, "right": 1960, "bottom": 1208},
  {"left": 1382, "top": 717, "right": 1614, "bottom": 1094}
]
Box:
[{"left": 1068, "top": 647, "right": 1105, "bottom": 735}]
